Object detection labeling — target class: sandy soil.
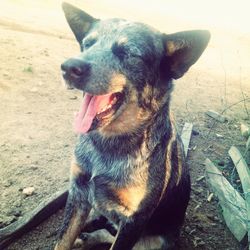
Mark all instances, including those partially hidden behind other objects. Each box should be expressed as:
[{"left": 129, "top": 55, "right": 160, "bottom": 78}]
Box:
[{"left": 0, "top": 0, "right": 250, "bottom": 249}]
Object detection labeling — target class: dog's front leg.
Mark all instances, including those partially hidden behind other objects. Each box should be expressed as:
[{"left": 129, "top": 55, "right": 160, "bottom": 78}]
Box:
[
  {"left": 110, "top": 214, "right": 147, "bottom": 250},
  {"left": 55, "top": 162, "right": 91, "bottom": 250}
]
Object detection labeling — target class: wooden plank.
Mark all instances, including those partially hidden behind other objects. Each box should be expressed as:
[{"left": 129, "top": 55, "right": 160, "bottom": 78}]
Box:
[
  {"left": 229, "top": 146, "right": 250, "bottom": 249},
  {"left": 0, "top": 189, "right": 68, "bottom": 249},
  {"left": 205, "top": 158, "right": 247, "bottom": 242},
  {"left": 181, "top": 122, "right": 193, "bottom": 158}
]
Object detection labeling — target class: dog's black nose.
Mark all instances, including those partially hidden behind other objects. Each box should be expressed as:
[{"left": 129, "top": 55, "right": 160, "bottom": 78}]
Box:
[{"left": 61, "top": 58, "right": 90, "bottom": 78}]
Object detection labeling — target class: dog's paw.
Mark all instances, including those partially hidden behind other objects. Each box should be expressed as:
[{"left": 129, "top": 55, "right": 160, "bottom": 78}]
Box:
[
  {"left": 73, "top": 238, "right": 85, "bottom": 249},
  {"left": 73, "top": 229, "right": 114, "bottom": 249}
]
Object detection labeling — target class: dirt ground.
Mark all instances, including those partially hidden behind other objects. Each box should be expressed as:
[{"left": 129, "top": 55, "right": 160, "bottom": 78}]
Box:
[{"left": 0, "top": 0, "right": 250, "bottom": 249}]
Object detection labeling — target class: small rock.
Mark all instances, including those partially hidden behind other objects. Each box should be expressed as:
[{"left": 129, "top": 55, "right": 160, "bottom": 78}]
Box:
[
  {"left": 69, "top": 96, "right": 77, "bottom": 100},
  {"left": 207, "top": 193, "right": 214, "bottom": 202},
  {"left": 196, "top": 176, "right": 205, "bottom": 182},
  {"left": 217, "top": 160, "right": 225, "bottom": 166},
  {"left": 241, "top": 123, "right": 250, "bottom": 138},
  {"left": 205, "top": 110, "right": 227, "bottom": 123},
  {"left": 22, "top": 186, "right": 35, "bottom": 196},
  {"left": 216, "top": 133, "right": 223, "bottom": 138},
  {"left": 192, "top": 130, "right": 199, "bottom": 136}
]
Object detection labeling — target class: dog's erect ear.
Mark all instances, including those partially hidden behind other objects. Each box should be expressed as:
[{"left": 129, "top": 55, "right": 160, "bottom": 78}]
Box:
[
  {"left": 62, "top": 2, "right": 98, "bottom": 44},
  {"left": 163, "top": 30, "right": 210, "bottom": 79}
]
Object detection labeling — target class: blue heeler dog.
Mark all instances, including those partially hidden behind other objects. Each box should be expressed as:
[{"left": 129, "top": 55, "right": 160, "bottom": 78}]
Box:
[{"left": 56, "top": 2, "right": 210, "bottom": 250}]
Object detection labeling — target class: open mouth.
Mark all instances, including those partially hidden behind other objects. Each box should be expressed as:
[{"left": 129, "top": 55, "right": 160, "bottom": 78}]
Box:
[{"left": 74, "top": 92, "right": 124, "bottom": 134}]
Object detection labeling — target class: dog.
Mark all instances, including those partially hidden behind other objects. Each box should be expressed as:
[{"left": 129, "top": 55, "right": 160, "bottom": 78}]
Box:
[{"left": 56, "top": 2, "right": 210, "bottom": 250}]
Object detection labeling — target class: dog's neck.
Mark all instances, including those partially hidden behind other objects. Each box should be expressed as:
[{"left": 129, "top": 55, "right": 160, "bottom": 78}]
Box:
[{"left": 88, "top": 98, "right": 172, "bottom": 158}]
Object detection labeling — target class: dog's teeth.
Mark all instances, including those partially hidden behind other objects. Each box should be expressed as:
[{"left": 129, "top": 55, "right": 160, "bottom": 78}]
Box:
[
  {"left": 97, "top": 104, "right": 113, "bottom": 115},
  {"left": 110, "top": 97, "right": 117, "bottom": 105},
  {"left": 103, "top": 104, "right": 112, "bottom": 111}
]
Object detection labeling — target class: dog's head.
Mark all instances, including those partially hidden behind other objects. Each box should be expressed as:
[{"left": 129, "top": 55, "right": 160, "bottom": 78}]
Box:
[{"left": 61, "top": 2, "right": 210, "bottom": 136}]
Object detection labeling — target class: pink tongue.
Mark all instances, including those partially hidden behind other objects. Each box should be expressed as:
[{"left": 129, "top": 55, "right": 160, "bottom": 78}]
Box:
[{"left": 74, "top": 93, "right": 113, "bottom": 134}]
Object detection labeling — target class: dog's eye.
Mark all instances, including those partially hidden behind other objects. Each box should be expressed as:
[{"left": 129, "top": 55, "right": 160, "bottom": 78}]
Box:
[
  {"left": 112, "top": 42, "right": 128, "bottom": 60},
  {"left": 83, "top": 39, "right": 97, "bottom": 50}
]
